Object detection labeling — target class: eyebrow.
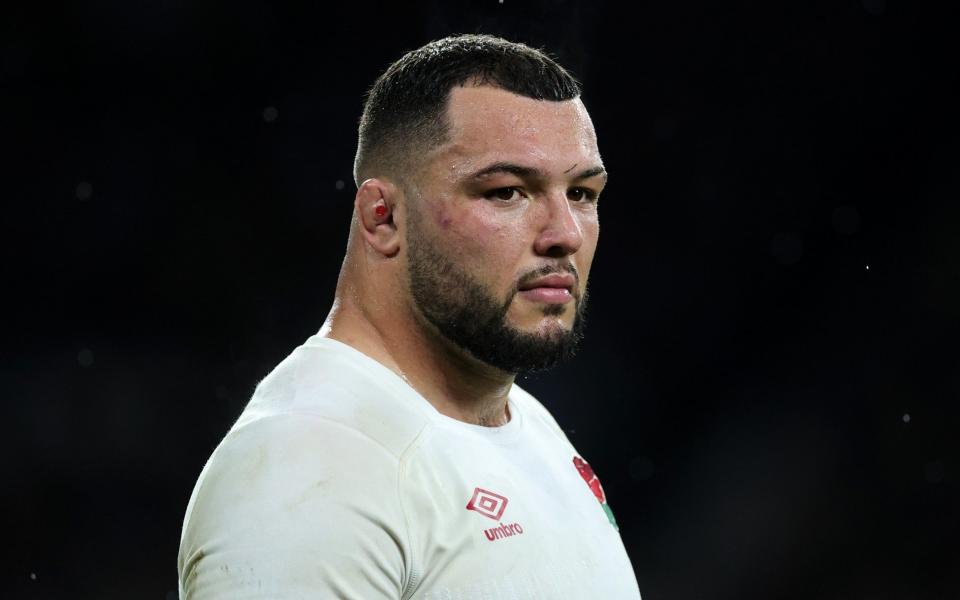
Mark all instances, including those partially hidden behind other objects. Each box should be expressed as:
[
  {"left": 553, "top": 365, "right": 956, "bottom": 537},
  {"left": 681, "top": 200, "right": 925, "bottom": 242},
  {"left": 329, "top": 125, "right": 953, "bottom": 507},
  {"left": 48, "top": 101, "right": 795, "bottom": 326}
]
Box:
[
  {"left": 573, "top": 166, "right": 608, "bottom": 182},
  {"left": 466, "top": 161, "right": 608, "bottom": 183}
]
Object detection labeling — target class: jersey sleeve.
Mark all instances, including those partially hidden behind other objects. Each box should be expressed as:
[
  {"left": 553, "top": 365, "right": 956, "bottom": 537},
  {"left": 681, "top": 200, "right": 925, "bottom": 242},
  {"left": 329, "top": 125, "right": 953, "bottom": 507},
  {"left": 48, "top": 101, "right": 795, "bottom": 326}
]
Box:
[{"left": 177, "top": 413, "right": 412, "bottom": 599}]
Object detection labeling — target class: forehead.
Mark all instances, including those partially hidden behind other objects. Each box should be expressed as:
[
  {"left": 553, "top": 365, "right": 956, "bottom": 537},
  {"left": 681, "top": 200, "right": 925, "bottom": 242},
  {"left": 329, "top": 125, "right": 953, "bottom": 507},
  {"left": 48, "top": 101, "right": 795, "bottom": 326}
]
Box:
[{"left": 431, "top": 85, "right": 600, "bottom": 178}]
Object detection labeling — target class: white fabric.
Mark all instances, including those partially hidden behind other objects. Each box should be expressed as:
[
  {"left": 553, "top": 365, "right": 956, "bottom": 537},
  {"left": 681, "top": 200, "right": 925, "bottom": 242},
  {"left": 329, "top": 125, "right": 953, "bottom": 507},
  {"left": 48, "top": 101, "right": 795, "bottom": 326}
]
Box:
[{"left": 178, "top": 334, "right": 642, "bottom": 599}]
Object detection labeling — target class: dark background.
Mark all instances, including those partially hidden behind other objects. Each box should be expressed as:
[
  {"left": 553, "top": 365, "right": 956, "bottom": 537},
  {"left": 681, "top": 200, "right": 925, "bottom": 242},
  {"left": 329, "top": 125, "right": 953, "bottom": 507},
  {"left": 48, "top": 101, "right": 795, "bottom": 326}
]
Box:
[{"left": 6, "top": 1, "right": 959, "bottom": 598}]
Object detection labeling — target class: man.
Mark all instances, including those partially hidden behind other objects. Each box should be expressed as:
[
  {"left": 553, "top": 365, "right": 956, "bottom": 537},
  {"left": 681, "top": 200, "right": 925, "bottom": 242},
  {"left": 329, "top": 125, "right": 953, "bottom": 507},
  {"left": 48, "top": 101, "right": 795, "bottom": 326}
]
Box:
[{"left": 178, "top": 34, "right": 641, "bottom": 598}]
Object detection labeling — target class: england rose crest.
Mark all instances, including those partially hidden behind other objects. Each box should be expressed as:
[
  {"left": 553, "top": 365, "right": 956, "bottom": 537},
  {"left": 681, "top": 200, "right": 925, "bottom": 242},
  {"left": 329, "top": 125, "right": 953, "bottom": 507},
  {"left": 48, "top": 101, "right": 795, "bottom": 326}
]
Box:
[{"left": 573, "top": 456, "right": 618, "bottom": 529}]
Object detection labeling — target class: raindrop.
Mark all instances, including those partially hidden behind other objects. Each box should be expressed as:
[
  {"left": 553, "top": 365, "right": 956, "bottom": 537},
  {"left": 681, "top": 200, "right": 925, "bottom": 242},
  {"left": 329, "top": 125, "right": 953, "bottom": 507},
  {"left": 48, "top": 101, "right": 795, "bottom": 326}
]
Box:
[
  {"left": 77, "top": 348, "right": 94, "bottom": 368},
  {"left": 76, "top": 181, "right": 92, "bottom": 201}
]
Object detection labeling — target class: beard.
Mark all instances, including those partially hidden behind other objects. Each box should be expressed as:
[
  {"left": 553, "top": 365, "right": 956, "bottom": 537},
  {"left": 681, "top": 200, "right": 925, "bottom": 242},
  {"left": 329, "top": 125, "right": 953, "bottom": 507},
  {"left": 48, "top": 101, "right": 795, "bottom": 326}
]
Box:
[{"left": 406, "top": 223, "right": 588, "bottom": 375}]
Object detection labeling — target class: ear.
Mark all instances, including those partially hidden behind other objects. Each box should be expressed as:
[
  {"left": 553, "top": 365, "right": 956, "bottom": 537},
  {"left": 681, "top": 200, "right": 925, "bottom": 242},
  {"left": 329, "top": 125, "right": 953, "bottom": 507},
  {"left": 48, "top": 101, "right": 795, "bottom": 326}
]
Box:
[{"left": 355, "top": 178, "right": 400, "bottom": 258}]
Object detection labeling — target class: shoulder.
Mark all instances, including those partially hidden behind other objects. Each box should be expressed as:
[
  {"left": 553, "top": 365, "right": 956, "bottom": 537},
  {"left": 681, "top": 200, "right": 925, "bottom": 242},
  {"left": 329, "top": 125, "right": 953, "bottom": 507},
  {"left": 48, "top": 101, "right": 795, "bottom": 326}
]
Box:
[
  {"left": 188, "top": 412, "right": 406, "bottom": 508},
  {"left": 235, "top": 335, "right": 432, "bottom": 459},
  {"left": 176, "top": 336, "right": 438, "bottom": 596},
  {"left": 178, "top": 412, "right": 417, "bottom": 597}
]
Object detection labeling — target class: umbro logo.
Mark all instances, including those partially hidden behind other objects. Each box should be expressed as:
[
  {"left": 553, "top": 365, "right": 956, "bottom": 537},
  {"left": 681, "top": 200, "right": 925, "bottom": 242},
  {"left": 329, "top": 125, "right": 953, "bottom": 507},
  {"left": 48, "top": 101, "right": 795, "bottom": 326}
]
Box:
[
  {"left": 466, "top": 487, "right": 525, "bottom": 542},
  {"left": 465, "top": 487, "right": 507, "bottom": 520}
]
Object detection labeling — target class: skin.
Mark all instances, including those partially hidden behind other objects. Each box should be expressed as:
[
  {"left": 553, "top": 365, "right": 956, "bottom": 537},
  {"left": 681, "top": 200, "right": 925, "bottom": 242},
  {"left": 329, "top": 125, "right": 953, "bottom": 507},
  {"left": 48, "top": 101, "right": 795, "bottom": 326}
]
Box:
[{"left": 321, "top": 84, "right": 606, "bottom": 427}]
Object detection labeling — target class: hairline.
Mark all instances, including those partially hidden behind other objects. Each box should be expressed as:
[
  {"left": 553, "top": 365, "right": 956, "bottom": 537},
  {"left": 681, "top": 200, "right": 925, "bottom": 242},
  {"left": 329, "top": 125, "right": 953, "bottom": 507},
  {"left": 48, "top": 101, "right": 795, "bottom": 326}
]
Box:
[{"left": 368, "top": 82, "right": 587, "bottom": 194}]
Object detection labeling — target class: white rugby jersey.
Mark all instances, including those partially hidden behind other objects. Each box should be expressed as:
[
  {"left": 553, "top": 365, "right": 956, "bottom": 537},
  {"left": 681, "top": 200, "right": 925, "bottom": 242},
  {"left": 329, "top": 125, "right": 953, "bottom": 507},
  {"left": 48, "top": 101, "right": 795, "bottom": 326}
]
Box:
[{"left": 177, "top": 334, "right": 642, "bottom": 599}]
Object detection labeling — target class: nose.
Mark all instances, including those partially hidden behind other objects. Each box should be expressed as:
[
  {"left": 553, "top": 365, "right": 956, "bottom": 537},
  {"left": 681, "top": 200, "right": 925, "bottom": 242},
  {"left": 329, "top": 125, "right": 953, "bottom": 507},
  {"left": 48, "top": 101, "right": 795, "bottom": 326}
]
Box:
[{"left": 532, "top": 191, "right": 584, "bottom": 258}]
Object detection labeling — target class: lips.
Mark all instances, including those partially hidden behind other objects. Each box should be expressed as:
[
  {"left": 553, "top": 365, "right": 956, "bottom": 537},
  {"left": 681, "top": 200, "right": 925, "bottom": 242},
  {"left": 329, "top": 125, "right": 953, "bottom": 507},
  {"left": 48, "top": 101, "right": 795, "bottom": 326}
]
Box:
[
  {"left": 518, "top": 273, "right": 575, "bottom": 293},
  {"left": 517, "top": 272, "right": 576, "bottom": 305}
]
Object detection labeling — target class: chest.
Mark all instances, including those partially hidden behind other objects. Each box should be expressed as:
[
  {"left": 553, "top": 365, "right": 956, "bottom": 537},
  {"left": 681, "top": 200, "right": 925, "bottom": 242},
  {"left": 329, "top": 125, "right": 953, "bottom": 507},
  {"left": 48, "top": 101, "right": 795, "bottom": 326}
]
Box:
[{"left": 400, "top": 433, "right": 638, "bottom": 599}]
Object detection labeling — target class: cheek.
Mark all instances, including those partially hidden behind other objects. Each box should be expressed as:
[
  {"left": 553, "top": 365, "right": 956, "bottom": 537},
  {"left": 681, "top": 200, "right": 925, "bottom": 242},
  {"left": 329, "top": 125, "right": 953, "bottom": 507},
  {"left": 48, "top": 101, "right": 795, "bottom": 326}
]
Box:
[
  {"left": 426, "top": 200, "right": 453, "bottom": 231},
  {"left": 582, "top": 217, "right": 600, "bottom": 253},
  {"left": 465, "top": 210, "right": 529, "bottom": 255},
  {"left": 432, "top": 206, "right": 527, "bottom": 276},
  {"left": 574, "top": 215, "right": 600, "bottom": 276}
]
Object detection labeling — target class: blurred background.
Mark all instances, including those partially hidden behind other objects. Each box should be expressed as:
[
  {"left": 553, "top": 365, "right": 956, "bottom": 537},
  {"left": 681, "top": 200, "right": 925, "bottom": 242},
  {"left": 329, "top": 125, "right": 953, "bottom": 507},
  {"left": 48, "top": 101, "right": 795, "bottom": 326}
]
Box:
[{"left": 5, "top": 0, "right": 959, "bottom": 598}]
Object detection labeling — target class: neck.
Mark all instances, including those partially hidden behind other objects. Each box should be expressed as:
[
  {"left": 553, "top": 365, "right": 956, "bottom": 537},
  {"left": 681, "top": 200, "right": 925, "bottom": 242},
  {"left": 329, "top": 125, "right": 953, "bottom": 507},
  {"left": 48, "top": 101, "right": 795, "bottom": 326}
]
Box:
[{"left": 322, "top": 280, "right": 514, "bottom": 427}]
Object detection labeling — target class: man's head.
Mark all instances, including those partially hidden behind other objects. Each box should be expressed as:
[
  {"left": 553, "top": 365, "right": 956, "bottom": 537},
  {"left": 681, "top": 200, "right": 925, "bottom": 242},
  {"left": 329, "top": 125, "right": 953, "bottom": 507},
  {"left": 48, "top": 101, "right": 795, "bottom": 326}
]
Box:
[{"left": 351, "top": 34, "right": 606, "bottom": 374}]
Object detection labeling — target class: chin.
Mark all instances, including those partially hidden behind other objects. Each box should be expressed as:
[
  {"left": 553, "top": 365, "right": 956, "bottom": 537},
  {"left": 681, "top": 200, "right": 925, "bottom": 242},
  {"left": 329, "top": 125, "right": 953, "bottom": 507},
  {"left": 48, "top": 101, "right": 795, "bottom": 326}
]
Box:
[
  {"left": 513, "top": 300, "right": 575, "bottom": 323},
  {"left": 510, "top": 314, "right": 575, "bottom": 338}
]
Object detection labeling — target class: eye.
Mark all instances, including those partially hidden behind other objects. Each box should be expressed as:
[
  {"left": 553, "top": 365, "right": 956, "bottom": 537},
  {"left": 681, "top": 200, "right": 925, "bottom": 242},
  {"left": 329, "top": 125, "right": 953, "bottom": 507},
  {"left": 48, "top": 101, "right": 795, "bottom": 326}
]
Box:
[
  {"left": 568, "top": 187, "right": 598, "bottom": 202},
  {"left": 484, "top": 187, "right": 526, "bottom": 202}
]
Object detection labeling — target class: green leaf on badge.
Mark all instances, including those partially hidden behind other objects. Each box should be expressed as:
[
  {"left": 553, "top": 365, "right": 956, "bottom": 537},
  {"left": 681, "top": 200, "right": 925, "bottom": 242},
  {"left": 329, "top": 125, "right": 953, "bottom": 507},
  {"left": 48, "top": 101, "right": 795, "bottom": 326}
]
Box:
[{"left": 602, "top": 503, "right": 618, "bottom": 530}]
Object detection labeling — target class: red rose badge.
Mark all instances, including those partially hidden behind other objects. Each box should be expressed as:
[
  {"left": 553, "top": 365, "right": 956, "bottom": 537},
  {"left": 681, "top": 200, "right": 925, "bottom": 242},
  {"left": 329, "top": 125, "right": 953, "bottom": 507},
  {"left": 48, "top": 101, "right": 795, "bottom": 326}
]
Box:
[{"left": 573, "top": 455, "right": 618, "bottom": 530}]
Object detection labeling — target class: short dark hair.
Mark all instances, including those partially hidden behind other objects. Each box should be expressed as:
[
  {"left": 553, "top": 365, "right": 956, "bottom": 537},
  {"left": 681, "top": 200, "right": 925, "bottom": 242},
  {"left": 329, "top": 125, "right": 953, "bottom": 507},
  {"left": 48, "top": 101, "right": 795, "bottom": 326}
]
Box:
[{"left": 353, "top": 34, "right": 582, "bottom": 187}]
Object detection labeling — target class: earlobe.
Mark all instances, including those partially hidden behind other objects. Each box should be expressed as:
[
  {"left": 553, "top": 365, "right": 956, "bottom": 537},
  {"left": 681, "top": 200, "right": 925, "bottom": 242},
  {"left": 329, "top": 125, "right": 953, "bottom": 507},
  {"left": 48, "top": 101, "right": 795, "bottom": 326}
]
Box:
[{"left": 356, "top": 178, "right": 400, "bottom": 258}]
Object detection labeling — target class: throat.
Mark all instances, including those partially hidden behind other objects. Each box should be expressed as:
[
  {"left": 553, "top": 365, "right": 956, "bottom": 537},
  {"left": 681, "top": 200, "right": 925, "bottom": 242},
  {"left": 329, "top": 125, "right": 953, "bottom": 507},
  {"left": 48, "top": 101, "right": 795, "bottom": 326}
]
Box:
[{"left": 475, "top": 402, "right": 511, "bottom": 427}]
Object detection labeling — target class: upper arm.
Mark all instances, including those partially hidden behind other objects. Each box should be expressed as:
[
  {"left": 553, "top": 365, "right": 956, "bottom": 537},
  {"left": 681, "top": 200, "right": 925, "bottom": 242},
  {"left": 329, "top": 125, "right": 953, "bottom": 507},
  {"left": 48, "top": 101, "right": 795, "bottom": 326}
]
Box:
[{"left": 177, "top": 414, "right": 410, "bottom": 599}]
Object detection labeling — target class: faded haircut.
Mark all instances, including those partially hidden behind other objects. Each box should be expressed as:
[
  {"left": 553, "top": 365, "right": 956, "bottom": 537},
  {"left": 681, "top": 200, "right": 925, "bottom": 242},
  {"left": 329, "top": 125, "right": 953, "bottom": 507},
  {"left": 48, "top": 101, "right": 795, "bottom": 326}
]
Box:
[{"left": 353, "top": 34, "right": 581, "bottom": 188}]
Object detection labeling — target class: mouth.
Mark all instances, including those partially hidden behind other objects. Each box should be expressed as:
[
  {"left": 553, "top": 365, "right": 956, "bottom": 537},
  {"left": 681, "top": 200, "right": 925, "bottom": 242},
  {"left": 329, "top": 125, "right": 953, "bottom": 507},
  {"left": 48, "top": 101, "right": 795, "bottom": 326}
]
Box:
[{"left": 517, "top": 273, "right": 576, "bottom": 305}]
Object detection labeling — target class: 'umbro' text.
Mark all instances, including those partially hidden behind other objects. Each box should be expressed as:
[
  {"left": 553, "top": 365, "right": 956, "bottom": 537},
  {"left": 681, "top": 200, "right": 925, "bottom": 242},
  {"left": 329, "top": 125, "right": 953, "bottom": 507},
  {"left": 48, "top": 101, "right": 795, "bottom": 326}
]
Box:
[{"left": 484, "top": 522, "right": 524, "bottom": 541}]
